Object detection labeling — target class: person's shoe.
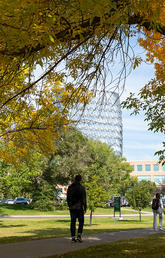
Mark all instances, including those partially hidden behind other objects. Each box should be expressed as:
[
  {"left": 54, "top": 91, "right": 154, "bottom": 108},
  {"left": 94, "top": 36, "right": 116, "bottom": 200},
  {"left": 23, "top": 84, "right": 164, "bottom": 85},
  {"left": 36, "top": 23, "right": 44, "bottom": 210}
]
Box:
[
  {"left": 71, "top": 237, "right": 77, "bottom": 243},
  {"left": 159, "top": 227, "right": 165, "bottom": 231},
  {"left": 77, "top": 235, "right": 83, "bottom": 243}
]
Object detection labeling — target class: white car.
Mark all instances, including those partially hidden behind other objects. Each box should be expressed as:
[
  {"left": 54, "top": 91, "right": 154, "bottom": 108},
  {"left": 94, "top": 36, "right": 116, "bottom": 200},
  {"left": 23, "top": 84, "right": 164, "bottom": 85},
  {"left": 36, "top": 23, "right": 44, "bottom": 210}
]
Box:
[{"left": 7, "top": 199, "right": 15, "bottom": 204}]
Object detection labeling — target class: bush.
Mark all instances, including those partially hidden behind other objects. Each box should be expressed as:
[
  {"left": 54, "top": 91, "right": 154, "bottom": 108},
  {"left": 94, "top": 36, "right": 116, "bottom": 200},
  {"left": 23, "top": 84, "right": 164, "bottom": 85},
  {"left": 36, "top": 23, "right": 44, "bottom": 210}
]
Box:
[
  {"left": 55, "top": 202, "right": 68, "bottom": 210},
  {"left": 33, "top": 199, "right": 54, "bottom": 211},
  {"left": 32, "top": 181, "right": 54, "bottom": 211}
]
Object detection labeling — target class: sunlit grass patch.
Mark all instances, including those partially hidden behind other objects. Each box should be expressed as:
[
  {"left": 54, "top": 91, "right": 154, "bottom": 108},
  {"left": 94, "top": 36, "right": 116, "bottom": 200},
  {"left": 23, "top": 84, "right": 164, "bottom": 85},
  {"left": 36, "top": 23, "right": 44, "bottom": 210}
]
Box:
[
  {"left": 0, "top": 204, "right": 152, "bottom": 216},
  {"left": 50, "top": 234, "right": 165, "bottom": 258},
  {"left": 0, "top": 216, "right": 154, "bottom": 244}
]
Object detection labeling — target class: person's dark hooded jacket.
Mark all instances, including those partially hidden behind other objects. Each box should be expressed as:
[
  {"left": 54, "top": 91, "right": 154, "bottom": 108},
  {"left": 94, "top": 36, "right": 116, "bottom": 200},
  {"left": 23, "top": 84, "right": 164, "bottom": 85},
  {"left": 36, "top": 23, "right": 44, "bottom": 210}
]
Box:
[{"left": 67, "top": 181, "right": 87, "bottom": 212}]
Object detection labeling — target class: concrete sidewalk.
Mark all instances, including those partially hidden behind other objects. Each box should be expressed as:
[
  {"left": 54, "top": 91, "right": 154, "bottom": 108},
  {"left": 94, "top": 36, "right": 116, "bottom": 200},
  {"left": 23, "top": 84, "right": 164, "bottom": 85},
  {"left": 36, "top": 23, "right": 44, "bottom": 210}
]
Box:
[
  {"left": 0, "top": 212, "right": 153, "bottom": 219},
  {"left": 0, "top": 228, "right": 161, "bottom": 258}
]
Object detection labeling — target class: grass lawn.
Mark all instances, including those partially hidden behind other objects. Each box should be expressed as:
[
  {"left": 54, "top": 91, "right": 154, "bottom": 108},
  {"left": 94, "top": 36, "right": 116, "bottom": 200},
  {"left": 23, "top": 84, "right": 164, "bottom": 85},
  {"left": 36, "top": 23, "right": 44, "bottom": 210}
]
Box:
[
  {"left": 0, "top": 205, "right": 157, "bottom": 257},
  {"left": 50, "top": 233, "right": 165, "bottom": 258},
  {"left": 0, "top": 204, "right": 152, "bottom": 216},
  {"left": 0, "top": 204, "right": 70, "bottom": 216},
  {"left": 0, "top": 216, "right": 155, "bottom": 244}
]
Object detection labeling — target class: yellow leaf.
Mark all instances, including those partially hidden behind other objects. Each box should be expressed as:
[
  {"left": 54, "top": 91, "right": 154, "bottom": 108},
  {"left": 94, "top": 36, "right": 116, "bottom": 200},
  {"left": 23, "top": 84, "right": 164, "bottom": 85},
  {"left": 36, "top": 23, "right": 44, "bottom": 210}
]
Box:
[{"left": 49, "top": 35, "right": 55, "bottom": 43}]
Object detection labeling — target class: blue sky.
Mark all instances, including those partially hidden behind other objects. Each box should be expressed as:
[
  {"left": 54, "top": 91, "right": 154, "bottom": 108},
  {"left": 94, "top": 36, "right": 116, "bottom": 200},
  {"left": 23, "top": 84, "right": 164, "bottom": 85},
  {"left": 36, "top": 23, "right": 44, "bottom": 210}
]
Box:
[{"left": 121, "top": 60, "right": 164, "bottom": 162}]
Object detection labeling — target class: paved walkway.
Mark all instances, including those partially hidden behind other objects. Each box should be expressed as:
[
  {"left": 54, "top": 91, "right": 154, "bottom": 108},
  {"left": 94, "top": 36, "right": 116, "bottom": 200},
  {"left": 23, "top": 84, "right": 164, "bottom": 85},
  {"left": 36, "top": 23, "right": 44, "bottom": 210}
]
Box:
[
  {"left": 0, "top": 228, "right": 161, "bottom": 258},
  {"left": 0, "top": 212, "right": 153, "bottom": 220}
]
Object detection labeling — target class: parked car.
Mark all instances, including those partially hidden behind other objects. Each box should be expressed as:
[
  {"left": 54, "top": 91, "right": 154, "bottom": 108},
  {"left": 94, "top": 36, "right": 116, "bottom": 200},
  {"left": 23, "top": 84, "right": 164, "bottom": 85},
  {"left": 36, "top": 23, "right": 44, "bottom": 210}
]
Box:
[
  {"left": 27, "top": 198, "right": 32, "bottom": 204},
  {"left": 0, "top": 199, "right": 6, "bottom": 204},
  {"left": 106, "top": 196, "right": 129, "bottom": 208},
  {"left": 106, "top": 200, "right": 114, "bottom": 208},
  {"left": 6, "top": 199, "right": 15, "bottom": 204},
  {"left": 14, "top": 197, "right": 28, "bottom": 204}
]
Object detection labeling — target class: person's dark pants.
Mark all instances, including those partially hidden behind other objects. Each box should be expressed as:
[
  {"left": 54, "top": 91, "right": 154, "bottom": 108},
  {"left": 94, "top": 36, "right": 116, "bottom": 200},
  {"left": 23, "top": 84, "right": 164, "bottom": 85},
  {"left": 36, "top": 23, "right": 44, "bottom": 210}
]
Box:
[{"left": 69, "top": 209, "right": 84, "bottom": 237}]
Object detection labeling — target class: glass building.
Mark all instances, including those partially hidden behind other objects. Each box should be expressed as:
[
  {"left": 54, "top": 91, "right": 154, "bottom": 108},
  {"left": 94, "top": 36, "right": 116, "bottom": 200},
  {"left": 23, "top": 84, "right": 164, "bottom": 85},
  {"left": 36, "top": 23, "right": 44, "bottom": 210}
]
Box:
[{"left": 70, "top": 91, "right": 123, "bottom": 156}]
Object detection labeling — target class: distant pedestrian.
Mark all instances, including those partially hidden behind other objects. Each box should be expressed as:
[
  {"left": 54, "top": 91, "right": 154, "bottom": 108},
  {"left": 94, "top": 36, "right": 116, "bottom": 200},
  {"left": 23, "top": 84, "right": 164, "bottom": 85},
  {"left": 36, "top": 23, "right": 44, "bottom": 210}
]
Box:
[
  {"left": 67, "top": 174, "right": 87, "bottom": 243},
  {"left": 152, "top": 193, "right": 164, "bottom": 231}
]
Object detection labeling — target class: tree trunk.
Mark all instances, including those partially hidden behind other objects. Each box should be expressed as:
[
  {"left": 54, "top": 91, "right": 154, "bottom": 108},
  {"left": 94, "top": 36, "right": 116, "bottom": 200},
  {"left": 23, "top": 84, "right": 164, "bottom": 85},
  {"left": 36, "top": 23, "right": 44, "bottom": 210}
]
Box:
[
  {"left": 90, "top": 210, "right": 93, "bottom": 226},
  {"left": 139, "top": 209, "right": 142, "bottom": 222}
]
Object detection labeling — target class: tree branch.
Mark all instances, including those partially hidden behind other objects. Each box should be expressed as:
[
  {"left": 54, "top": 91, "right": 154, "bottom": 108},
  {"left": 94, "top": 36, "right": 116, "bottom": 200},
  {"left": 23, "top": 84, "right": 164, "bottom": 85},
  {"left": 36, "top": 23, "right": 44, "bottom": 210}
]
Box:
[
  {"left": 0, "top": 36, "right": 91, "bottom": 110},
  {"left": 0, "top": 124, "right": 68, "bottom": 137},
  {"left": 1, "top": 11, "right": 165, "bottom": 58},
  {"left": 127, "top": 15, "right": 165, "bottom": 35}
]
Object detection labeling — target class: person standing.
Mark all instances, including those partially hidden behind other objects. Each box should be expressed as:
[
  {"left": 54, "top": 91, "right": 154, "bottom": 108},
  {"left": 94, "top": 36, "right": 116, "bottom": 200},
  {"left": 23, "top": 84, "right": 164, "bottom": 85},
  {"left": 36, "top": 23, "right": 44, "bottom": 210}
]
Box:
[
  {"left": 67, "top": 174, "right": 87, "bottom": 243},
  {"left": 152, "top": 192, "right": 164, "bottom": 231}
]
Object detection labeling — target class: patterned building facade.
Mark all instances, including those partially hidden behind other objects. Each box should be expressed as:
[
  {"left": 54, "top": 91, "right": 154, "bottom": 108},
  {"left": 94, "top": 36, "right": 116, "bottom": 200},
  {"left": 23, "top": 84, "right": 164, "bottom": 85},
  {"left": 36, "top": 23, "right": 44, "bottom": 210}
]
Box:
[{"left": 70, "top": 91, "right": 123, "bottom": 156}]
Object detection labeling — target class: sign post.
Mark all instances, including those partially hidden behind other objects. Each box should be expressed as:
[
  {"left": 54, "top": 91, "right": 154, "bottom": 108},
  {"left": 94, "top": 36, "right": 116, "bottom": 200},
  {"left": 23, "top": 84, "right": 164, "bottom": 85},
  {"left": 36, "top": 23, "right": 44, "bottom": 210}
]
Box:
[{"left": 114, "top": 196, "right": 121, "bottom": 217}]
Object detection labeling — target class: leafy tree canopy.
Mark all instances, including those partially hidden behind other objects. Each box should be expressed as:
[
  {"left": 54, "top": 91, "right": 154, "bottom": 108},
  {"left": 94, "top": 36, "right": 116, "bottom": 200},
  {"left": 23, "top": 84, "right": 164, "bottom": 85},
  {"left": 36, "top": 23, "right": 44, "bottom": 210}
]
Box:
[
  {"left": 126, "top": 179, "right": 156, "bottom": 221},
  {"left": 84, "top": 139, "right": 132, "bottom": 196},
  {"left": 0, "top": 0, "right": 165, "bottom": 161},
  {"left": 41, "top": 126, "right": 93, "bottom": 185},
  {"left": 0, "top": 126, "right": 133, "bottom": 204},
  {"left": 0, "top": 150, "right": 45, "bottom": 198},
  {"left": 84, "top": 175, "right": 109, "bottom": 225},
  {"left": 47, "top": 127, "right": 132, "bottom": 190}
]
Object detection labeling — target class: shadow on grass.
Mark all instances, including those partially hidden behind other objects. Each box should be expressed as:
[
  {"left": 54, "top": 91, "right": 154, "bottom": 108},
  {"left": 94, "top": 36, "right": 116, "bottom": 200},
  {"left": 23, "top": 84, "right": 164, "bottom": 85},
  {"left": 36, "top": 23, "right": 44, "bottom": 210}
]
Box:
[
  {"left": 114, "top": 219, "right": 140, "bottom": 223},
  {"left": 0, "top": 224, "right": 150, "bottom": 245},
  {"left": 0, "top": 214, "right": 152, "bottom": 245},
  {"left": 0, "top": 222, "right": 25, "bottom": 228},
  {"left": 0, "top": 204, "right": 34, "bottom": 217},
  {"left": 0, "top": 227, "right": 70, "bottom": 244},
  {"left": 0, "top": 204, "right": 33, "bottom": 211},
  {"left": 54, "top": 219, "right": 70, "bottom": 223}
]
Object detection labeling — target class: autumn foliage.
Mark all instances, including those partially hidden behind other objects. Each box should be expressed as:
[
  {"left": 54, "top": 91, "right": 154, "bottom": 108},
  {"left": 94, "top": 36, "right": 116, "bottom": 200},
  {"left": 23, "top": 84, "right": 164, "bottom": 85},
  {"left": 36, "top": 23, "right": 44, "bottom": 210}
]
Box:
[{"left": 0, "top": 0, "right": 165, "bottom": 162}]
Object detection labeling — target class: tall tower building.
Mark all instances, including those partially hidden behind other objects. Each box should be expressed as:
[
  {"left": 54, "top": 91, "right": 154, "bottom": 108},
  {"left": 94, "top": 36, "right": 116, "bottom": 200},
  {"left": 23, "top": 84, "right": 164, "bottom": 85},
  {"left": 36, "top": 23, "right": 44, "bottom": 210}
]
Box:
[{"left": 70, "top": 91, "right": 123, "bottom": 156}]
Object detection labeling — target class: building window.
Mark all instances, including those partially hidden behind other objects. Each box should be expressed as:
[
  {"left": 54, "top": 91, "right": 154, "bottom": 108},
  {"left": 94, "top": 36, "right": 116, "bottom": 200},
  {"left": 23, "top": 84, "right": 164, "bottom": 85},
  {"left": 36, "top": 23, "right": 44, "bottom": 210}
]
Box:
[
  {"left": 137, "top": 165, "right": 142, "bottom": 171},
  {"left": 154, "top": 176, "right": 165, "bottom": 183},
  {"left": 153, "top": 164, "right": 159, "bottom": 171},
  {"left": 162, "top": 165, "right": 165, "bottom": 172},
  {"left": 131, "top": 165, "right": 134, "bottom": 171},
  {"left": 138, "top": 176, "right": 151, "bottom": 182},
  {"left": 145, "top": 164, "right": 151, "bottom": 171}
]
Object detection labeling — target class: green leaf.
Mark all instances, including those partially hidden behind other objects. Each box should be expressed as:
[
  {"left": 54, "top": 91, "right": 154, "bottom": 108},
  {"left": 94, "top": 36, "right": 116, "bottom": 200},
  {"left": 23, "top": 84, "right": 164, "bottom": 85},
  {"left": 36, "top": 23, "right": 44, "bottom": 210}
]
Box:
[{"left": 49, "top": 35, "right": 55, "bottom": 43}]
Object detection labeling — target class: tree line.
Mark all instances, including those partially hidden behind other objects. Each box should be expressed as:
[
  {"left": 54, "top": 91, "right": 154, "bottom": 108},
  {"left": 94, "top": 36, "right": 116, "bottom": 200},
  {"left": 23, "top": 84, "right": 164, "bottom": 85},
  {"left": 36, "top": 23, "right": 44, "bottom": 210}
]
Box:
[{"left": 0, "top": 127, "right": 156, "bottom": 213}]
